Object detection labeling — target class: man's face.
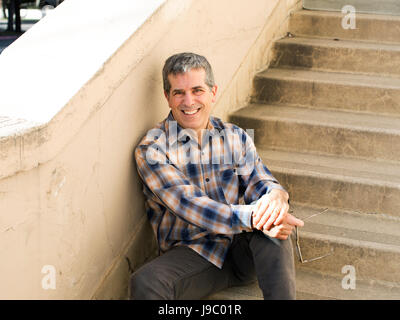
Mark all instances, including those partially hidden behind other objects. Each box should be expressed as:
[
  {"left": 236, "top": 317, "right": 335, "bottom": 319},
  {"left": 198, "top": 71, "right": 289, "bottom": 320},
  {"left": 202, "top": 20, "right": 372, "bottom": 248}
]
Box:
[{"left": 165, "top": 68, "right": 217, "bottom": 136}]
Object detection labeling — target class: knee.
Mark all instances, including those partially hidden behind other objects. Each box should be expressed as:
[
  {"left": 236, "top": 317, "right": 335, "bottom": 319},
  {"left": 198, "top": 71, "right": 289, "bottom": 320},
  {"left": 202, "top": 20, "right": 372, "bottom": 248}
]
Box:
[
  {"left": 260, "top": 238, "right": 296, "bottom": 299},
  {"left": 278, "top": 236, "right": 294, "bottom": 255},
  {"left": 129, "top": 266, "right": 174, "bottom": 300},
  {"left": 270, "top": 237, "right": 295, "bottom": 268},
  {"left": 129, "top": 270, "right": 148, "bottom": 300}
]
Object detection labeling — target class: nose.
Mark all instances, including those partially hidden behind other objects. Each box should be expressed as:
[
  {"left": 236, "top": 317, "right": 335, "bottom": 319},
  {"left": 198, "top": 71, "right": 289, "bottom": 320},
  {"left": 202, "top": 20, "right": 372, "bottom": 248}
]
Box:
[{"left": 183, "top": 92, "right": 195, "bottom": 106}]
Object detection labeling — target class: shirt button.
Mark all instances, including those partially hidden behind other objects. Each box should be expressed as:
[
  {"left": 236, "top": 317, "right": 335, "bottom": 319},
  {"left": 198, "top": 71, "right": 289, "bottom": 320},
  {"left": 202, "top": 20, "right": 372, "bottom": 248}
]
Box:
[{"left": 205, "top": 178, "right": 210, "bottom": 182}]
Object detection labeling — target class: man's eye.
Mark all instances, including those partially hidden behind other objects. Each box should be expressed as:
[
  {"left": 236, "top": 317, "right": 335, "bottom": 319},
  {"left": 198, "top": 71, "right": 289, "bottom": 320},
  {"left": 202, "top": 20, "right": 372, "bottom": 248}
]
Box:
[
  {"left": 193, "top": 89, "right": 204, "bottom": 95},
  {"left": 173, "top": 91, "right": 184, "bottom": 96}
]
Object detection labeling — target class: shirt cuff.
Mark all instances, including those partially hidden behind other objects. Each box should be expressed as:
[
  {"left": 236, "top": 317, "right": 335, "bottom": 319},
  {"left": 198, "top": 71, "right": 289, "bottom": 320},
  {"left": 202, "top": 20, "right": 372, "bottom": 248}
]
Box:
[
  {"left": 230, "top": 203, "right": 254, "bottom": 232},
  {"left": 267, "top": 183, "right": 287, "bottom": 194}
]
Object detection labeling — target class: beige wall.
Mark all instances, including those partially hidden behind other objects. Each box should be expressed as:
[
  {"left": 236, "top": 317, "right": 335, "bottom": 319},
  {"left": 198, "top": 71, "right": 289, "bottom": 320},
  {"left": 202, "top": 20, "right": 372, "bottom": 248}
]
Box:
[{"left": 0, "top": 0, "right": 301, "bottom": 299}]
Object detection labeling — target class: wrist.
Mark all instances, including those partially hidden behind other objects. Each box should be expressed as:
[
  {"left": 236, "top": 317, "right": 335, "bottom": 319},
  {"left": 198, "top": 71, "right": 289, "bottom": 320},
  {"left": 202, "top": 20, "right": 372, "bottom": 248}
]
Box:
[{"left": 268, "top": 188, "right": 289, "bottom": 202}]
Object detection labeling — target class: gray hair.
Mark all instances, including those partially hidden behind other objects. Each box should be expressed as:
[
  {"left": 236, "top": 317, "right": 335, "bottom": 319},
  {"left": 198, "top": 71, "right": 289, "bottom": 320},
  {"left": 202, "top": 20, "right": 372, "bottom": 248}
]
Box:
[{"left": 162, "top": 52, "right": 215, "bottom": 95}]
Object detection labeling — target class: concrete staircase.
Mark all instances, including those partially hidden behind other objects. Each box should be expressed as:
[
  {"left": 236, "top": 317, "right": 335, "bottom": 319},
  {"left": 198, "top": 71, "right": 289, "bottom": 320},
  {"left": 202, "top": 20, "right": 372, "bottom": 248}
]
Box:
[{"left": 210, "top": 9, "right": 400, "bottom": 300}]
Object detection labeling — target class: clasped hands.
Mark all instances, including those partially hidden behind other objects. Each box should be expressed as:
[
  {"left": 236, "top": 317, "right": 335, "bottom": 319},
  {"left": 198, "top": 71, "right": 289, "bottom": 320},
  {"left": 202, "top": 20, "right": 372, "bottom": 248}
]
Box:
[{"left": 251, "top": 189, "right": 304, "bottom": 240}]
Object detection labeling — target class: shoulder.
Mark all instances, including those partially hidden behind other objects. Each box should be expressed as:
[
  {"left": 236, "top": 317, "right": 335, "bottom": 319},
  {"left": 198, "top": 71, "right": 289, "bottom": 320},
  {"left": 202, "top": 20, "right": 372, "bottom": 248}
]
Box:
[
  {"left": 210, "top": 116, "right": 245, "bottom": 133},
  {"left": 210, "top": 116, "right": 253, "bottom": 143},
  {"left": 135, "top": 118, "right": 166, "bottom": 159}
]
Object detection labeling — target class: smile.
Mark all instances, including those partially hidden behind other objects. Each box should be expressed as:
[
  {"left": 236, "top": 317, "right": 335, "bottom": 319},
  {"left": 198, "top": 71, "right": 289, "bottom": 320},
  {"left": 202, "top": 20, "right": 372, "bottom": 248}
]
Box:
[{"left": 182, "top": 108, "right": 200, "bottom": 115}]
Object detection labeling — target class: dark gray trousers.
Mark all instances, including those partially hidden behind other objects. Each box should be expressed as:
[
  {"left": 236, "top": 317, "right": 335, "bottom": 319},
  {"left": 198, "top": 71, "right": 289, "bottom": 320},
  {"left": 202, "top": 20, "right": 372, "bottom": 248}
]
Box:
[{"left": 129, "top": 230, "right": 296, "bottom": 300}]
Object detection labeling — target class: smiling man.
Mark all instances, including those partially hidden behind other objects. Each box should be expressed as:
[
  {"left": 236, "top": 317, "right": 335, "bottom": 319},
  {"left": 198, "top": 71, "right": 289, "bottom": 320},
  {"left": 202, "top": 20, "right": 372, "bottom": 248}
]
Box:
[
  {"left": 130, "top": 52, "right": 304, "bottom": 300},
  {"left": 165, "top": 66, "right": 216, "bottom": 142}
]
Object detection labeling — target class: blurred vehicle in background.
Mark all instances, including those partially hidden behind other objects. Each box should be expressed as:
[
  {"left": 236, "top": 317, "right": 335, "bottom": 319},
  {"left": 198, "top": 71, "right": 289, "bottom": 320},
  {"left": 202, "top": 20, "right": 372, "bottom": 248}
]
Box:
[
  {"left": 2, "top": 0, "right": 64, "bottom": 18},
  {"left": 38, "top": 0, "right": 64, "bottom": 10}
]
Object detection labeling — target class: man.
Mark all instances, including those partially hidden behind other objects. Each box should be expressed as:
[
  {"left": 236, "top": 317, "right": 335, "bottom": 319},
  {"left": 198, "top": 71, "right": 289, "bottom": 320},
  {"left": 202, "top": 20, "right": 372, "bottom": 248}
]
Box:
[{"left": 131, "top": 52, "right": 304, "bottom": 300}]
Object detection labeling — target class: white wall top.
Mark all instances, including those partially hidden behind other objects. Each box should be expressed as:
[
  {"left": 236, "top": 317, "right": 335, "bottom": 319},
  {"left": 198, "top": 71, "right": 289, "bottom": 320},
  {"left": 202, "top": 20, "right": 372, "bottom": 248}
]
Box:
[{"left": 0, "top": 0, "right": 166, "bottom": 131}]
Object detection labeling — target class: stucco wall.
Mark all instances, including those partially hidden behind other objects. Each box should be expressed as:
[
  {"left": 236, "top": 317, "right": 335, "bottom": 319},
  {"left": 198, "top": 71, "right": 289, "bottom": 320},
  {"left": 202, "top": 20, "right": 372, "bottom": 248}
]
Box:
[{"left": 0, "top": 0, "right": 301, "bottom": 299}]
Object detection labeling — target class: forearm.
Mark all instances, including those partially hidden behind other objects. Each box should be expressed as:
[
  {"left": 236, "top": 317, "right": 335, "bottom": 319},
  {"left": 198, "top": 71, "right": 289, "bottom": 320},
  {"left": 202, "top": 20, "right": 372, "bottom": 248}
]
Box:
[{"left": 136, "top": 149, "right": 253, "bottom": 235}]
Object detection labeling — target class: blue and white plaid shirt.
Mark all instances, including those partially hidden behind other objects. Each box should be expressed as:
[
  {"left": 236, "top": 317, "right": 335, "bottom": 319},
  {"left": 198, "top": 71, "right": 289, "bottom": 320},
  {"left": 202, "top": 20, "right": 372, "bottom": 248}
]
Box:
[{"left": 135, "top": 112, "right": 286, "bottom": 268}]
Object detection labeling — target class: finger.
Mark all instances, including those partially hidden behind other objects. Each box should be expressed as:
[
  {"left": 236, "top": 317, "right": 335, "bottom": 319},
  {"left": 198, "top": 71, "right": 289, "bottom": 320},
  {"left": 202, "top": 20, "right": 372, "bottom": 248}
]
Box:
[
  {"left": 271, "top": 223, "right": 293, "bottom": 235},
  {"left": 274, "top": 202, "right": 289, "bottom": 226},
  {"left": 263, "top": 223, "right": 287, "bottom": 235},
  {"left": 253, "top": 198, "right": 270, "bottom": 227},
  {"left": 263, "top": 228, "right": 289, "bottom": 240},
  {"left": 262, "top": 229, "right": 274, "bottom": 238},
  {"left": 253, "top": 196, "right": 262, "bottom": 214},
  {"left": 268, "top": 202, "right": 288, "bottom": 229},
  {"left": 262, "top": 204, "right": 281, "bottom": 231},
  {"left": 251, "top": 196, "right": 264, "bottom": 222},
  {"left": 280, "top": 225, "right": 294, "bottom": 236},
  {"left": 263, "top": 199, "right": 288, "bottom": 230},
  {"left": 285, "top": 213, "right": 304, "bottom": 227},
  {"left": 256, "top": 200, "right": 277, "bottom": 230}
]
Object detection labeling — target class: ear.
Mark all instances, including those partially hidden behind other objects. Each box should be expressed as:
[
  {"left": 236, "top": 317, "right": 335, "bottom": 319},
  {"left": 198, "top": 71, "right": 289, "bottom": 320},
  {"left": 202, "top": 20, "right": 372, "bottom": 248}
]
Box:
[
  {"left": 211, "top": 85, "right": 218, "bottom": 103},
  {"left": 164, "top": 90, "right": 169, "bottom": 100}
]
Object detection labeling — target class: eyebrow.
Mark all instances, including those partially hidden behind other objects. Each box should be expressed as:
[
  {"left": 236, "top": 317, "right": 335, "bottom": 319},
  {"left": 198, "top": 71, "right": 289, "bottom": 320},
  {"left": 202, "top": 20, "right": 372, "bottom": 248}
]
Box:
[
  {"left": 172, "top": 86, "right": 206, "bottom": 94},
  {"left": 192, "top": 86, "right": 206, "bottom": 90}
]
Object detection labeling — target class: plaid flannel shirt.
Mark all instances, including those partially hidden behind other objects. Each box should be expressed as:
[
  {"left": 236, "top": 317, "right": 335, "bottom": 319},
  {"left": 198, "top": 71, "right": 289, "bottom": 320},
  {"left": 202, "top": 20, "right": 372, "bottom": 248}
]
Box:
[{"left": 135, "top": 112, "right": 286, "bottom": 268}]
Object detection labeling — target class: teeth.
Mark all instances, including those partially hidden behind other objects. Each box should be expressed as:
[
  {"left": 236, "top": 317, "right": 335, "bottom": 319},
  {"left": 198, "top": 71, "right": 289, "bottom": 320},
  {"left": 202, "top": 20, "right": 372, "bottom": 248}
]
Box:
[{"left": 183, "top": 109, "right": 198, "bottom": 115}]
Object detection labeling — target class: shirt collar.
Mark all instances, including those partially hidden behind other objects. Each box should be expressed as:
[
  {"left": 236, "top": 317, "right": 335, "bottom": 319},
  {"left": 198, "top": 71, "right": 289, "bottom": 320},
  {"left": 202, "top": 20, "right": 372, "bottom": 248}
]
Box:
[{"left": 165, "top": 111, "right": 222, "bottom": 145}]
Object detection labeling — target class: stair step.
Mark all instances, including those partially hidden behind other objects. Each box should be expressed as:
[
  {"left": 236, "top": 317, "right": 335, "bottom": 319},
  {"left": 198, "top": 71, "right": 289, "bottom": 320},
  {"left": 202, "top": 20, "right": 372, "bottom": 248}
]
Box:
[
  {"left": 256, "top": 148, "right": 400, "bottom": 216},
  {"left": 289, "top": 10, "right": 400, "bottom": 44},
  {"left": 303, "top": 0, "right": 400, "bottom": 16},
  {"left": 205, "top": 281, "right": 262, "bottom": 300},
  {"left": 230, "top": 104, "right": 400, "bottom": 163},
  {"left": 290, "top": 202, "right": 400, "bottom": 284},
  {"left": 252, "top": 68, "right": 400, "bottom": 116},
  {"left": 206, "top": 267, "right": 400, "bottom": 300},
  {"left": 296, "top": 268, "right": 400, "bottom": 300},
  {"left": 271, "top": 36, "right": 400, "bottom": 76}
]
